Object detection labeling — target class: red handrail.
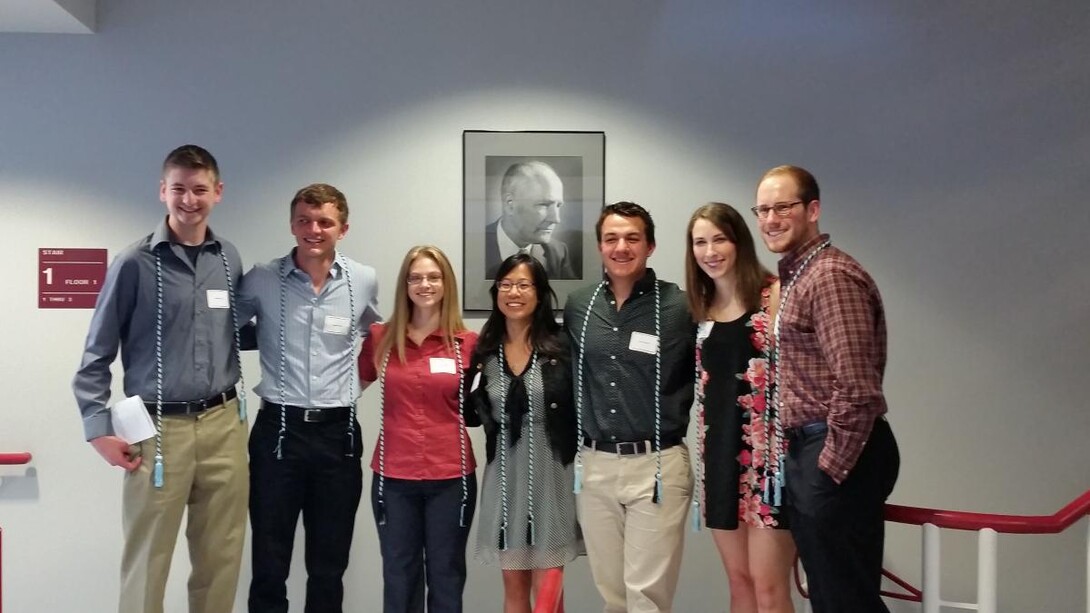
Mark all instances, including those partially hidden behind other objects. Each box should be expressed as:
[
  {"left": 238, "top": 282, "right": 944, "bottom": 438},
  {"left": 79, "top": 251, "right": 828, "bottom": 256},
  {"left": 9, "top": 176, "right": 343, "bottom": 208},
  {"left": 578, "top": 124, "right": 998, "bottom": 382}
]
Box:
[
  {"left": 0, "top": 453, "right": 31, "bottom": 466},
  {"left": 1, "top": 452, "right": 31, "bottom": 613},
  {"left": 794, "top": 490, "right": 1090, "bottom": 604},
  {"left": 884, "top": 489, "right": 1090, "bottom": 534}
]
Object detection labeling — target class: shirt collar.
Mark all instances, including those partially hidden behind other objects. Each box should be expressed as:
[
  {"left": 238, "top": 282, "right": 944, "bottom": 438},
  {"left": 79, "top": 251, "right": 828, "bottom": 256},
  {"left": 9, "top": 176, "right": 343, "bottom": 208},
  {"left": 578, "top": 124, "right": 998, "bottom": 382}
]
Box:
[
  {"left": 497, "top": 221, "right": 536, "bottom": 259},
  {"left": 778, "top": 233, "right": 831, "bottom": 278},
  {"left": 280, "top": 249, "right": 344, "bottom": 280},
  {"left": 407, "top": 328, "right": 469, "bottom": 345},
  {"left": 151, "top": 216, "right": 219, "bottom": 249},
  {"left": 605, "top": 267, "right": 658, "bottom": 294}
]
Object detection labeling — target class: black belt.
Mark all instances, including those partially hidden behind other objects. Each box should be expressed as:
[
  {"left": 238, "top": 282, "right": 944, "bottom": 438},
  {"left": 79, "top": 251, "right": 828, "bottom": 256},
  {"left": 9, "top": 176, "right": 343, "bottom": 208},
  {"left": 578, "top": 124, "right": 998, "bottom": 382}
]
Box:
[
  {"left": 262, "top": 401, "right": 351, "bottom": 424},
  {"left": 786, "top": 420, "right": 828, "bottom": 441},
  {"left": 583, "top": 436, "right": 682, "bottom": 456},
  {"left": 145, "top": 387, "right": 237, "bottom": 416}
]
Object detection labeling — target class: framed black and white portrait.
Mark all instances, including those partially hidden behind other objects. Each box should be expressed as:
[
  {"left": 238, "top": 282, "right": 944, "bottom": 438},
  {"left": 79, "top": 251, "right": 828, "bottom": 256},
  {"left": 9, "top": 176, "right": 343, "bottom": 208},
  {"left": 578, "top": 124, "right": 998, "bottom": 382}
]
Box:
[{"left": 463, "top": 130, "right": 605, "bottom": 311}]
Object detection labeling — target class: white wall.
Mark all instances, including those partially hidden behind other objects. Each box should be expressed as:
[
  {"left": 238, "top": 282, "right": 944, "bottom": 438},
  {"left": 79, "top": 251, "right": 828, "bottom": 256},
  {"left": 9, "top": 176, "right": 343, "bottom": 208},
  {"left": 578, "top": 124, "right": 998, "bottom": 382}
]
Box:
[{"left": 1, "top": 1, "right": 1087, "bottom": 611}]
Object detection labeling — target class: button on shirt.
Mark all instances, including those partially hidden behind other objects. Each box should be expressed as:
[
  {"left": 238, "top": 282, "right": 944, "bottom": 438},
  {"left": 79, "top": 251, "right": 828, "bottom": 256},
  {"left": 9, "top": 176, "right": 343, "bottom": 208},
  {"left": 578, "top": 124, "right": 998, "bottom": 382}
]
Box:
[
  {"left": 563, "top": 269, "right": 695, "bottom": 443},
  {"left": 776, "top": 233, "right": 888, "bottom": 482},
  {"left": 237, "top": 251, "right": 382, "bottom": 408},
  {"left": 72, "top": 218, "right": 243, "bottom": 440},
  {"left": 359, "top": 324, "right": 478, "bottom": 479}
]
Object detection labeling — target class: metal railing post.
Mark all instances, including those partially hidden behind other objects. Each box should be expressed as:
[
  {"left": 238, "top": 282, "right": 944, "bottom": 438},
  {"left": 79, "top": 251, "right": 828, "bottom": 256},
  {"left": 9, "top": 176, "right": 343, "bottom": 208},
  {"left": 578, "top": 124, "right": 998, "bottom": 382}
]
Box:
[
  {"left": 977, "top": 528, "right": 998, "bottom": 613},
  {"left": 922, "top": 522, "right": 941, "bottom": 613}
]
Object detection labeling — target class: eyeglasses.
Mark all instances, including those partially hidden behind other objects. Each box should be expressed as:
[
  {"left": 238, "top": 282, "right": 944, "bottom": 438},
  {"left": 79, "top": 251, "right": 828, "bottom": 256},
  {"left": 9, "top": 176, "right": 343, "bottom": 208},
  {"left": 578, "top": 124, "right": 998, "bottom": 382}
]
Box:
[
  {"left": 750, "top": 201, "right": 804, "bottom": 219},
  {"left": 496, "top": 281, "right": 535, "bottom": 293},
  {"left": 407, "top": 274, "right": 443, "bottom": 285}
]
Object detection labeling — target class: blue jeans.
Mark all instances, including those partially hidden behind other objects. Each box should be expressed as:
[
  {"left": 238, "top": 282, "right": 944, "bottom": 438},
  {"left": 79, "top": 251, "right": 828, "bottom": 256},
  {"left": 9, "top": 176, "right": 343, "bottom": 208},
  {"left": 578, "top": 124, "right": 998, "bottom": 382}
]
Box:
[{"left": 371, "top": 474, "right": 477, "bottom": 613}]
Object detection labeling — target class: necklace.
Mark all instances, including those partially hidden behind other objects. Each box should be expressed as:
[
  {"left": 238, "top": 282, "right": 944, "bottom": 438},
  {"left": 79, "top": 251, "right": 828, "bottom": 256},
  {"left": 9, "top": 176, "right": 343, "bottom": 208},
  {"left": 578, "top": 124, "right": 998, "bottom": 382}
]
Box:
[
  {"left": 270, "top": 253, "right": 359, "bottom": 459},
  {"left": 573, "top": 278, "right": 664, "bottom": 502},
  {"left": 375, "top": 334, "right": 468, "bottom": 527},
  {"left": 765, "top": 238, "right": 831, "bottom": 504},
  {"left": 496, "top": 343, "right": 539, "bottom": 549},
  {"left": 152, "top": 243, "right": 246, "bottom": 488}
]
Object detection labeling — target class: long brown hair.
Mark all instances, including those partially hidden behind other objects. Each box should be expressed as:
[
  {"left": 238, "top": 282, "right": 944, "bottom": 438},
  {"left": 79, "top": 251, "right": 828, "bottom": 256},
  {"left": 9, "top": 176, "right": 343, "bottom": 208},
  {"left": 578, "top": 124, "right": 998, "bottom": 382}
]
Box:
[
  {"left": 685, "top": 202, "right": 773, "bottom": 320},
  {"left": 373, "top": 245, "right": 467, "bottom": 367}
]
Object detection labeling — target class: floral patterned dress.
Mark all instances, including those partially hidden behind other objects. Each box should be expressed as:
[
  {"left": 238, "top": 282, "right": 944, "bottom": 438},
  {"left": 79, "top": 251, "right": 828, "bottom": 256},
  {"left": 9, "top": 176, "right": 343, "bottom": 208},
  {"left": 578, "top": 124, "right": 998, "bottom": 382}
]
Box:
[{"left": 695, "top": 284, "right": 787, "bottom": 529}]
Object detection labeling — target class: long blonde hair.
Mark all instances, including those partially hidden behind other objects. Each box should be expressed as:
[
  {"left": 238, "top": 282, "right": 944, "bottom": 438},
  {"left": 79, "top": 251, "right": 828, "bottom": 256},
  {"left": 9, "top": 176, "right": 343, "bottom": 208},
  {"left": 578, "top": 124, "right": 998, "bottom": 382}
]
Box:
[{"left": 374, "top": 245, "right": 467, "bottom": 367}]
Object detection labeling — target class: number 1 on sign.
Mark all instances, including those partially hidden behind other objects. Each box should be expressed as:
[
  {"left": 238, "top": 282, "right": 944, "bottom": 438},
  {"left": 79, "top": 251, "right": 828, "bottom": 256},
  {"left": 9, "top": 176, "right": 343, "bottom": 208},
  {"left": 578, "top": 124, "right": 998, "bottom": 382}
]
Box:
[{"left": 42, "top": 267, "right": 53, "bottom": 285}]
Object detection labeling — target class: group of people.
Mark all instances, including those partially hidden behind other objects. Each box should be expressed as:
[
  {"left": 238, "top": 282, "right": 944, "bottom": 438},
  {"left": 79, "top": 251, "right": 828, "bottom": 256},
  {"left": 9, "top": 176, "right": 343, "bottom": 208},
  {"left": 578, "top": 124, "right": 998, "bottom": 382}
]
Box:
[{"left": 73, "top": 144, "right": 899, "bottom": 613}]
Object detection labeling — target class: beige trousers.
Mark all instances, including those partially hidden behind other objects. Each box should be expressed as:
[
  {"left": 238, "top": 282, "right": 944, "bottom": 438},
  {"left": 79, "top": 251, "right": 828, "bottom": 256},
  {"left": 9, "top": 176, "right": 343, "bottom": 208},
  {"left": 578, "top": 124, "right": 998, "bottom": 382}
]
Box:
[
  {"left": 577, "top": 444, "right": 693, "bottom": 613},
  {"left": 119, "top": 398, "right": 249, "bottom": 613}
]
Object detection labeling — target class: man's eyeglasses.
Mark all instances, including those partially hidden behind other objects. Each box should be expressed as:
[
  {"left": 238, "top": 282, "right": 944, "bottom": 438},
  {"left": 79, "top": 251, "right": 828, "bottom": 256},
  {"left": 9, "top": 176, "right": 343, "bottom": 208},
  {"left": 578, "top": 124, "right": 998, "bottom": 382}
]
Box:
[
  {"left": 407, "top": 274, "right": 443, "bottom": 285},
  {"left": 496, "top": 281, "right": 535, "bottom": 293},
  {"left": 750, "top": 200, "right": 804, "bottom": 219}
]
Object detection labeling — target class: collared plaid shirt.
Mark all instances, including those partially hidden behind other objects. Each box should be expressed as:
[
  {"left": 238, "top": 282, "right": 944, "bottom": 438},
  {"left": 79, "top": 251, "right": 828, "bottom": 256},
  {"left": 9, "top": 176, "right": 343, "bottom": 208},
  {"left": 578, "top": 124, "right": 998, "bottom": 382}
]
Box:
[{"left": 776, "top": 233, "right": 888, "bottom": 483}]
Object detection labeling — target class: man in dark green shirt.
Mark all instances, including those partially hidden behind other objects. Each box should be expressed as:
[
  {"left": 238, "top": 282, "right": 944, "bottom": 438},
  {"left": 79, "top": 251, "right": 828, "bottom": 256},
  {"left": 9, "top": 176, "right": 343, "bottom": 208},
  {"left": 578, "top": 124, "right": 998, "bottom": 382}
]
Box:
[{"left": 563, "top": 202, "right": 695, "bottom": 613}]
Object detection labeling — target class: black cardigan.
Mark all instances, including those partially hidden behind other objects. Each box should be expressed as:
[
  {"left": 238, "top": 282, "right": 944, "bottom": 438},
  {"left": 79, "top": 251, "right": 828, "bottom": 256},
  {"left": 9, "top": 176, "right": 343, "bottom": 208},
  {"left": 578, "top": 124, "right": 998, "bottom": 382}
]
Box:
[{"left": 463, "top": 337, "right": 577, "bottom": 466}]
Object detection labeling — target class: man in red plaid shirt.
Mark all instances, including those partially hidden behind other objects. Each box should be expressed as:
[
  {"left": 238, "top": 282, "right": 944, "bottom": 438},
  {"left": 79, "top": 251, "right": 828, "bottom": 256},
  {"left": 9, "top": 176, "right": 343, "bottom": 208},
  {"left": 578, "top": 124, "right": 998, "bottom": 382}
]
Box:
[{"left": 755, "top": 165, "right": 900, "bottom": 613}]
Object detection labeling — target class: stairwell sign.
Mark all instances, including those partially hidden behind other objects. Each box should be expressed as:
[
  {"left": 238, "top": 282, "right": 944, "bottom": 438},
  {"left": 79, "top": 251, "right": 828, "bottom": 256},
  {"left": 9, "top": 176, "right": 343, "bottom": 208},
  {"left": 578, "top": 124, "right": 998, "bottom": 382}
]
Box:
[{"left": 39, "top": 248, "right": 107, "bottom": 309}]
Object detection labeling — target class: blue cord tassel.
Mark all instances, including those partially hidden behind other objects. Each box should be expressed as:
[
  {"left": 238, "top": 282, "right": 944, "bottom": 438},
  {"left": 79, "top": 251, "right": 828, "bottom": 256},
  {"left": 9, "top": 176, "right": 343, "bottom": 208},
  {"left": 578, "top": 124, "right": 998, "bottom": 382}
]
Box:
[
  {"left": 499, "top": 523, "right": 508, "bottom": 551},
  {"left": 377, "top": 502, "right": 387, "bottom": 526},
  {"left": 773, "top": 479, "right": 782, "bottom": 507},
  {"left": 153, "top": 455, "right": 164, "bottom": 488},
  {"left": 573, "top": 462, "right": 583, "bottom": 494},
  {"left": 459, "top": 502, "right": 467, "bottom": 528},
  {"left": 690, "top": 500, "right": 701, "bottom": 532},
  {"left": 274, "top": 432, "right": 284, "bottom": 460},
  {"left": 653, "top": 475, "right": 663, "bottom": 504},
  {"left": 762, "top": 473, "right": 772, "bottom": 504},
  {"left": 527, "top": 519, "right": 535, "bottom": 546},
  {"left": 237, "top": 396, "right": 247, "bottom": 421}
]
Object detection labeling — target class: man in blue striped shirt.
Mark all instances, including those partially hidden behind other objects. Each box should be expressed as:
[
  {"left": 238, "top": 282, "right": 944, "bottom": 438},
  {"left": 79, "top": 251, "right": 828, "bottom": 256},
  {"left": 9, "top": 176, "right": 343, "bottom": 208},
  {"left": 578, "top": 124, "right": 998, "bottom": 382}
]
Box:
[{"left": 238, "top": 183, "right": 382, "bottom": 613}]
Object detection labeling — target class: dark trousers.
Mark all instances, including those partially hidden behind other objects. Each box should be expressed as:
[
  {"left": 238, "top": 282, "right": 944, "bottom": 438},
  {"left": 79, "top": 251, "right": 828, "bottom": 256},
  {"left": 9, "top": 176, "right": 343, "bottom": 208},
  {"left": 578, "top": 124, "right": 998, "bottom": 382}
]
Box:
[
  {"left": 371, "top": 473, "right": 477, "bottom": 613},
  {"left": 248, "top": 405, "right": 363, "bottom": 613},
  {"left": 786, "top": 418, "right": 899, "bottom": 613}
]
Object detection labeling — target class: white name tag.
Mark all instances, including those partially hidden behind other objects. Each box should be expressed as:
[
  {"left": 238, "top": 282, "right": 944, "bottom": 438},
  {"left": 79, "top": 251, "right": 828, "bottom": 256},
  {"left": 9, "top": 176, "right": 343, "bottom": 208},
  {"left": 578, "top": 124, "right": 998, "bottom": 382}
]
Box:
[
  {"left": 470, "top": 371, "right": 482, "bottom": 392},
  {"left": 696, "top": 321, "right": 714, "bottom": 342},
  {"left": 207, "top": 290, "right": 230, "bottom": 309},
  {"left": 628, "top": 331, "right": 659, "bottom": 354},
  {"left": 430, "top": 357, "right": 456, "bottom": 374},
  {"left": 323, "top": 315, "right": 350, "bottom": 335}
]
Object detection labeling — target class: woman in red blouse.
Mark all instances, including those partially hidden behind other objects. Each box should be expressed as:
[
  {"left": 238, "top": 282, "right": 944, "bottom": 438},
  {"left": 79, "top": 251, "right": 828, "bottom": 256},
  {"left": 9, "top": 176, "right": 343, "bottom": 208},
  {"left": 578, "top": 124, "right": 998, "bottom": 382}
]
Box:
[{"left": 359, "top": 245, "right": 478, "bottom": 613}]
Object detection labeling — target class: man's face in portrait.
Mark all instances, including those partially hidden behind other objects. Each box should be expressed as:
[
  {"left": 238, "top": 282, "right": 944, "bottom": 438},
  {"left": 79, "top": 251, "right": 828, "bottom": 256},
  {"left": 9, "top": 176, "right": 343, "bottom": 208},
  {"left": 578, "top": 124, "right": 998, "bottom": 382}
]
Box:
[{"left": 502, "top": 164, "right": 564, "bottom": 247}]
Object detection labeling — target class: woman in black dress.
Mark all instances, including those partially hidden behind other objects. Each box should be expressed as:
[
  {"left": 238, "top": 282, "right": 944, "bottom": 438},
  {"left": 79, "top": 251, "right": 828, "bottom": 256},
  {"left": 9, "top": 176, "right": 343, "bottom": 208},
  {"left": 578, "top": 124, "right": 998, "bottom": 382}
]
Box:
[{"left": 686, "top": 202, "right": 795, "bottom": 613}]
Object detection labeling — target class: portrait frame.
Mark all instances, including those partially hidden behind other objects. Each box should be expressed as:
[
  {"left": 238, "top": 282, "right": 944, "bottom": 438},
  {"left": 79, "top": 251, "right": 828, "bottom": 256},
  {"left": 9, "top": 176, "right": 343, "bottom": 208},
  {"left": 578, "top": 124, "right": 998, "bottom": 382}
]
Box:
[{"left": 463, "top": 130, "right": 605, "bottom": 311}]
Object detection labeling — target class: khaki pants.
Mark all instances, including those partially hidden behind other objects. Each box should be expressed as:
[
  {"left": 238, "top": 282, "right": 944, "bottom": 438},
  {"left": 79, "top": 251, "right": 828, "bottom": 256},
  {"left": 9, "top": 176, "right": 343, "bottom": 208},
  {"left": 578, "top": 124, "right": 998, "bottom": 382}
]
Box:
[
  {"left": 120, "top": 399, "right": 249, "bottom": 613},
  {"left": 577, "top": 444, "right": 693, "bottom": 613}
]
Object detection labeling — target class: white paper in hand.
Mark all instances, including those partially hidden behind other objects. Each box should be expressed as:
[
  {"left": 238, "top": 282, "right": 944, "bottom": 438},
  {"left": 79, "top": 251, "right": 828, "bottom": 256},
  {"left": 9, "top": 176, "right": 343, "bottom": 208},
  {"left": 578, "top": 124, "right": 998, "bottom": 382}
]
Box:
[{"left": 110, "top": 395, "right": 156, "bottom": 444}]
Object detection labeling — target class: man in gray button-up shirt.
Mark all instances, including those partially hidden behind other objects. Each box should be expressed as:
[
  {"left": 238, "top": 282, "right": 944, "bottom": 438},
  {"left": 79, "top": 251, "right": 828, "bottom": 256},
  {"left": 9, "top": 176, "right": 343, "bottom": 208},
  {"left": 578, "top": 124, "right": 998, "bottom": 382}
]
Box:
[
  {"left": 563, "top": 202, "right": 695, "bottom": 613},
  {"left": 72, "top": 145, "right": 248, "bottom": 613}
]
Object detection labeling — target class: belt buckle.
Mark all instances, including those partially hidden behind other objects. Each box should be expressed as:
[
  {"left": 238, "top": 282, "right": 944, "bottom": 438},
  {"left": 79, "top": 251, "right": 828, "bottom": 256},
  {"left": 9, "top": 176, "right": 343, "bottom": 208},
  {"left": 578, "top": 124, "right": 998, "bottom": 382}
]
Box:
[
  {"left": 615, "top": 441, "right": 642, "bottom": 455},
  {"left": 187, "top": 399, "right": 208, "bottom": 415},
  {"left": 303, "top": 409, "right": 322, "bottom": 423}
]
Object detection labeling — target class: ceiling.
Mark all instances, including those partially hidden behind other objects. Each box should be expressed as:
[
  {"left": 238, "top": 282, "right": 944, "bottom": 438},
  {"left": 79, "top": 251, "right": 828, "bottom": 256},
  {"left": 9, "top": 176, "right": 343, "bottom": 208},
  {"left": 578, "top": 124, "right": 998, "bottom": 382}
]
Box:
[{"left": 0, "top": 0, "right": 95, "bottom": 33}]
